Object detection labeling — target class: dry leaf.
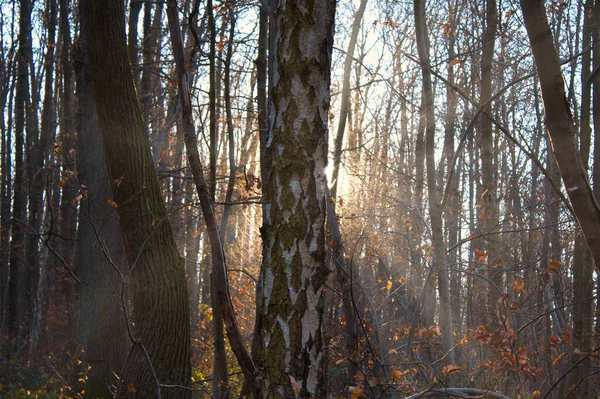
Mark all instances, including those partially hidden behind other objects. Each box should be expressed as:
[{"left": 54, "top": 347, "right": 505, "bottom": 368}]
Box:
[
  {"left": 551, "top": 352, "right": 567, "bottom": 367},
  {"left": 442, "top": 365, "right": 461, "bottom": 375},
  {"left": 349, "top": 386, "right": 365, "bottom": 398},
  {"left": 549, "top": 260, "right": 560, "bottom": 272},
  {"left": 392, "top": 369, "right": 406, "bottom": 380},
  {"left": 449, "top": 59, "right": 465, "bottom": 67},
  {"left": 107, "top": 199, "right": 118, "bottom": 208}
]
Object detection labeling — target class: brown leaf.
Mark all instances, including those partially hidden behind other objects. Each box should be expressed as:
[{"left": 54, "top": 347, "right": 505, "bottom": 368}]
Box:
[
  {"left": 442, "top": 365, "right": 461, "bottom": 375},
  {"left": 107, "top": 199, "right": 118, "bottom": 208},
  {"left": 349, "top": 386, "right": 365, "bottom": 398}
]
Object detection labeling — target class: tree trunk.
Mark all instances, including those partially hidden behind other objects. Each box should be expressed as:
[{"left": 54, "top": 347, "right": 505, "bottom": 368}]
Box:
[
  {"left": 25, "top": 0, "right": 57, "bottom": 358},
  {"left": 73, "top": 12, "right": 131, "bottom": 397},
  {"left": 81, "top": 0, "right": 191, "bottom": 397},
  {"left": 480, "top": 0, "right": 501, "bottom": 325},
  {"left": 7, "top": 0, "right": 32, "bottom": 359},
  {"left": 521, "top": 0, "right": 600, "bottom": 271},
  {"left": 330, "top": 0, "right": 367, "bottom": 199},
  {"left": 414, "top": 0, "right": 455, "bottom": 365},
  {"left": 253, "top": 1, "right": 336, "bottom": 397},
  {"left": 166, "top": 0, "right": 255, "bottom": 389}
]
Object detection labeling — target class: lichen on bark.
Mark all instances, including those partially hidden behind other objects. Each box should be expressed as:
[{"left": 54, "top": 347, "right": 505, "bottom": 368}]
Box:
[{"left": 253, "top": 1, "right": 335, "bottom": 397}]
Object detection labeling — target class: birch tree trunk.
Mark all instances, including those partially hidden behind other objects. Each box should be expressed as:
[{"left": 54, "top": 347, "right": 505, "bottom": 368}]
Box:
[{"left": 253, "top": 1, "right": 336, "bottom": 397}]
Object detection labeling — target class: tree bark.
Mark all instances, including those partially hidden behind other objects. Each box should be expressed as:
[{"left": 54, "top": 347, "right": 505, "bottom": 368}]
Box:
[
  {"left": 253, "top": 1, "right": 336, "bottom": 397},
  {"left": 73, "top": 12, "right": 131, "bottom": 397},
  {"left": 81, "top": 0, "right": 191, "bottom": 397}
]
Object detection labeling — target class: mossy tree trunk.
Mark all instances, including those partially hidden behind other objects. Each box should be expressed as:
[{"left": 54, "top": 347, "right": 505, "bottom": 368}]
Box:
[{"left": 253, "top": 1, "right": 336, "bottom": 397}]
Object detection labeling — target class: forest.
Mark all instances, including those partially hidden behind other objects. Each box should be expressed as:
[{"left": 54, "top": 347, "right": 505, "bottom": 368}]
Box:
[{"left": 2, "top": 0, "right": 600, "bottom": 398}]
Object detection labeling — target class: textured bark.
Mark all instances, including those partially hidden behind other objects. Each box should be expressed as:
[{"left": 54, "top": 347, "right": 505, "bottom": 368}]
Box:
[
  {"left": 73, "top": 16, "right": 131, "bottom": 397},
  {"left": 521, "top": 0, "right": 600, "bottom": 271},
  {"left": 253, "top": 1, "right": 335, "bottom": 397},
  {"left": 81, "top": 0, "right": 191, "bottom": 397},
  {"left": 414, "top": 0, "right": 455, "bottom": 365}
]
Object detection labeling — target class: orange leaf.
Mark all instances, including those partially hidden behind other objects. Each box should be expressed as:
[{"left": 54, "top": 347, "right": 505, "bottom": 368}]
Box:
[
  {"left": 107, "top": 199, "right": 118, "bottom": 208},
  {"left": 551, "top": 352, "right": 567, "bottom": 367},
  {"left": 549, "top": 260, "right": 560, "bottom": 272},
  {"left": 349, "top": 386, "right": 365, "bottom": 398},
  {"left": 513, "top": 278, "right": 527, "bottom": 294},
  {"left": 532, "top": 391, "right": 541, "bottom": 398},
  {"left": 449, "top": 59, "right": 464, "bottom": 67},
  {"left": 442, "top": 365, "right": 461, "bottom": 375}
]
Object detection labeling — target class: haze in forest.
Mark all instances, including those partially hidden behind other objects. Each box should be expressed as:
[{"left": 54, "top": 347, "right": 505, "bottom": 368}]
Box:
[{"left": 1, "top": 0, "right": 600, "bottom": 398}]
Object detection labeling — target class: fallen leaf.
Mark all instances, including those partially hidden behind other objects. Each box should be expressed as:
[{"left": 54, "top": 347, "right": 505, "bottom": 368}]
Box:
[{"left": 107, "top": 199, "right": 118, "bottom": 208}]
